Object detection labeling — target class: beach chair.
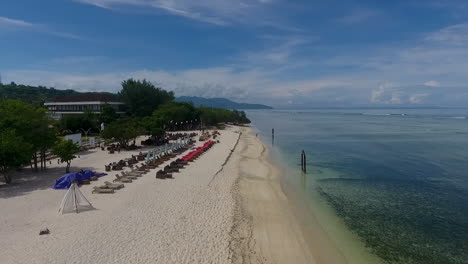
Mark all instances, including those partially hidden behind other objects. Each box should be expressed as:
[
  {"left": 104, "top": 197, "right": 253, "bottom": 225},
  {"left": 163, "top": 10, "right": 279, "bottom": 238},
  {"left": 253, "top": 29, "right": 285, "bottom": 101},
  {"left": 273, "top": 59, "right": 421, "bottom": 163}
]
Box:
[
  {"left": 134, "top": 165, "right": 150, "bottom": 173},
  {"left": 170, "top": 161, "right": 184, "bottom": 168},
  {"left": 122, "top": 171, "right": 143, "bottom": 177},
  {"left": 163, "top": 165, "right": 178, "bottom": 173},
  {"left": 156, "top": 170, "right": 172, "bottom": 179},
  {"left": 103, "top": 181, "right": 124, "bottom": 190},
  {"left": 118, "top": 173, "right": 138, "bottom": 179},
  {"left": 113, "top": 174, "right": 134, "bottom": 183},
  {"left": 92, "top": 187, "right": 115, "bottom": 194}
]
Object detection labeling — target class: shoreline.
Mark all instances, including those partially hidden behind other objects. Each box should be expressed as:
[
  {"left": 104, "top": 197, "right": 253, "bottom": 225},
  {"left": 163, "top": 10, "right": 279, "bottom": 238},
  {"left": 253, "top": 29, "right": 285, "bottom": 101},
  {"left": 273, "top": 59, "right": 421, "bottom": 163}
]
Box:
[
  {"left": 1, "top": 125, "right": 370, "bottom": 264},
  {"left": 230, "top": 127, "right": 348, "bottom": 264}
]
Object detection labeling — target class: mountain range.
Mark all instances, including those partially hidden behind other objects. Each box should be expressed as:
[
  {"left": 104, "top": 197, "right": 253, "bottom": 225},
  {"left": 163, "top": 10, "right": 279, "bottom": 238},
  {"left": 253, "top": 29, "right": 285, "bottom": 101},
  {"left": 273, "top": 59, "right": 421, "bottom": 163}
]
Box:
[{"left": 175, "top": 96, "right": 272, "bottom": 110}]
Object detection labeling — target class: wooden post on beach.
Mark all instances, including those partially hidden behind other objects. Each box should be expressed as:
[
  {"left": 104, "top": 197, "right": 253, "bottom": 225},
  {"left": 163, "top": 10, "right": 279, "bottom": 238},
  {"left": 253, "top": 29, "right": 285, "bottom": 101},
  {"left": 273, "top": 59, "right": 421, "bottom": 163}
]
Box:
[{"left": 301, "top": 150, "right": 307, "bottom": 173}]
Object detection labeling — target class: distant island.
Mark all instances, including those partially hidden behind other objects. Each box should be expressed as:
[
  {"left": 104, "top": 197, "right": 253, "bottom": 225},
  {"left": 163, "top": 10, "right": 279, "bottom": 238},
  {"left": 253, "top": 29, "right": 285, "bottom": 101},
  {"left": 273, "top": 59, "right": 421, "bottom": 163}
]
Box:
[{"left": 176, "top": 96, "right": 273, "bottom": 110}]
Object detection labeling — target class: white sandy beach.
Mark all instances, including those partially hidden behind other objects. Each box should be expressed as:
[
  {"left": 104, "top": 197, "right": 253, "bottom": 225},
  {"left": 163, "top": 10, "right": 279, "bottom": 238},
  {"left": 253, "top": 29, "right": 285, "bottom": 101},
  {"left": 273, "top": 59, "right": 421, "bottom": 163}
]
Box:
[{"left": 0, "top": 126, "right": 342, "bottom": 264}]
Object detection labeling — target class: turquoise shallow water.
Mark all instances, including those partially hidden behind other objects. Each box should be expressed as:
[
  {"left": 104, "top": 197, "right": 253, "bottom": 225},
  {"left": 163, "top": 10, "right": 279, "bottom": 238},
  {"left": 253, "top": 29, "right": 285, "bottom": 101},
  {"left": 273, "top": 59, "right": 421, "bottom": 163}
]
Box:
[{"left": 247, "top": 109, "right": 468, "bottom": 264}]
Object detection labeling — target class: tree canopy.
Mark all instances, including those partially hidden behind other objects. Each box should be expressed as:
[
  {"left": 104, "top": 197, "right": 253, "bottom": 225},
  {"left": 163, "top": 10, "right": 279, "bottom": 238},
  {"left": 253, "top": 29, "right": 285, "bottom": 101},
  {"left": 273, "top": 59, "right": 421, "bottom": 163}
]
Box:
[
  {"left": 119, "top": 79, "right": 174, "bottom": 117},
  {"left": 53, "top": 139, "right": 81, "bottom": 173},
  {"left": 0, "top": 100, "right": 56, "bottom": 174},
  {"left": 99, "top": 104, "right": 118, "bottom": 124},
  {"left": 0, "top": 82, "right": 78, "bottom": 107},
  {"left": 101, "top": 118, "right": 145, "bottom": 147},
  {"left": 199, "top": 107, "right": 250, "bottom": 126},
  {"left": 0, "top": 129, "right": 33, "bottom": 183}
]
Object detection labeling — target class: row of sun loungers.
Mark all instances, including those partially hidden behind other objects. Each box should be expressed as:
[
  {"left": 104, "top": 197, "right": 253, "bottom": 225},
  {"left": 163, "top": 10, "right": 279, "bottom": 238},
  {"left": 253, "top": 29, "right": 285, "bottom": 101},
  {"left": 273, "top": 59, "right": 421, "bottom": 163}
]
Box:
[
  {"left": 94, "top": 137, "right": 216, "bottom": 193},
  {"left": 181, "top": 141, "right": 215, "bottom": 162}
]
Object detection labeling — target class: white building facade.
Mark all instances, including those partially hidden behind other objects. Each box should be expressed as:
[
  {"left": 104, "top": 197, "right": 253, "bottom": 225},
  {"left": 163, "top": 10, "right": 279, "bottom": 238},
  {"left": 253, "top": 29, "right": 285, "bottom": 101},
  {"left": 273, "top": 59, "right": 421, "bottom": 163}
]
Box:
[{"left": 44, "top": 94, "right": 125, "bottom": 119}]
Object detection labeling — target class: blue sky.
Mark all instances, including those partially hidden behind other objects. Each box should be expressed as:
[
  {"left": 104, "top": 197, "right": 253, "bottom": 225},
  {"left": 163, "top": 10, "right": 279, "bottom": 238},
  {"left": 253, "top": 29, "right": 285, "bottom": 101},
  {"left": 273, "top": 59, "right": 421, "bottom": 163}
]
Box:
[{"left": 1, "top": 0, "right": 468, "bottom": 107}]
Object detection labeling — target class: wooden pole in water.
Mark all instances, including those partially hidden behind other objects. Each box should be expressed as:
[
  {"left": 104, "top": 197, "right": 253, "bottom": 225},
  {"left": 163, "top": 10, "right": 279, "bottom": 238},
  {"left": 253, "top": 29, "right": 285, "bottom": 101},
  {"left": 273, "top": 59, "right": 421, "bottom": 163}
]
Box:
[
  {"left": 301, "top": 150, "right": 307, "bottom": 173},
  {"left": 272, "top": 128, "right": 275, "bottom": 145}
]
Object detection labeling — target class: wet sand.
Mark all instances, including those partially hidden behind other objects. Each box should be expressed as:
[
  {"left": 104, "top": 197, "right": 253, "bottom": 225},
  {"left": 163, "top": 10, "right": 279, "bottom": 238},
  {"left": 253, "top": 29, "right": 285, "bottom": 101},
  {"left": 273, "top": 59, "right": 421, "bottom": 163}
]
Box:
[{"left": 229, "top": 128, "right": 348, "bottom": 264}]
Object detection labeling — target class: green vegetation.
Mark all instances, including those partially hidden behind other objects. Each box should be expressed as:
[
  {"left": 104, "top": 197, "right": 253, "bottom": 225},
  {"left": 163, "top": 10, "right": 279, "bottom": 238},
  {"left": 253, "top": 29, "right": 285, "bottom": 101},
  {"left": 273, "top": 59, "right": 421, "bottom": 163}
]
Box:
[
  {"left": 0, "top": 80, "right": 250, "bottom": 183},
  {"left": 119, "top": 79, "right": 174, "bottom": 117},
  {"left": 100, "top": 118, "right": 145, "bottom": 147},
  {"left": 53, "top": 139, "right": 81, "bottom": 173},
  {"left": 0, "top": 82, "right": 119, "bottom": 107},
  {"left": 0, "top": 100, "right": 57, "bottom": 177},
  {"left": 0, "top": 129, "right": 33, "bottom": 184},
  {"left": 101, "top": 80, "right": 250, "bottom": 144},
  {"left": 199, "top": 107, "right": 250, "bottom": 126},
  {"left": 0, "top": 82, "right": 77, "bottom": 107},
  {"left": 100, "top": 104, "right": 118, "bottom": 124}
]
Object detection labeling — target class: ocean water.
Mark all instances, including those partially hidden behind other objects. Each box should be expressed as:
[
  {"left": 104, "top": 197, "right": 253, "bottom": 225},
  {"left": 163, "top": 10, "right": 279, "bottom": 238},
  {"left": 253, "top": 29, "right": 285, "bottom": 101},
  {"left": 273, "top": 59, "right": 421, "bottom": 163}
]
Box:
[{"left": 247, "top": 109, "right": 468, "bottom": 264}]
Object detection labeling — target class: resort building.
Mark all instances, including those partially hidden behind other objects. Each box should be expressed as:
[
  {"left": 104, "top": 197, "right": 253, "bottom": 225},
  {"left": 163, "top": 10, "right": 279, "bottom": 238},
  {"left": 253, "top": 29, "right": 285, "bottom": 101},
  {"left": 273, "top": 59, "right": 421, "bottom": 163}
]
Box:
[{"left": 44, "top": 93, "right": 125, "bottom": 119}]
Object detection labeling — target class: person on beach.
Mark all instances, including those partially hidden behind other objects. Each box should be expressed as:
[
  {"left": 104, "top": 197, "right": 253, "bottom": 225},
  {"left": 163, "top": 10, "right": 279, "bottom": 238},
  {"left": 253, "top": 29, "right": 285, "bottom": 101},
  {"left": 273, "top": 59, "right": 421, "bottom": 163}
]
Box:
[{"left": 117, "top": 145, "right": 121, "bottom": 153}]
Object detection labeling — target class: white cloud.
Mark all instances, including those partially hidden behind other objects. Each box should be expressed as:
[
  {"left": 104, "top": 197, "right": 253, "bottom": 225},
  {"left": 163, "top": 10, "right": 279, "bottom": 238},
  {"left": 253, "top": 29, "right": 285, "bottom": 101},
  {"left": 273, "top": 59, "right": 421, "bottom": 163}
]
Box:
[
  {"left": 0, "top": 16, "right": 34, "bottom": 28},
  {"left": 370, "top": 82, "right": 401, "bottom": 104},
  {"left": 322, "top": 22, "right": 468, "bottom": 98},
  {"left": 409, "top": 93, "right": 429, "bottom": 104},
  {"left": 370, "top": 83, "right": 429, "bottom": 105},
  {"left": 0, "top": 16, "right": 81, "bottom": 40},
  {"left": 4, "top": 17, "right": 468, "bottom": 107},
  {"left": 424, "top": 80, "right": 440, "bottom": 87},
  {"left": 2, "top": 66, "right": 353, "bottom": 107},
  {"left": 425, "top": 23, "right": 468, "bottom": 45},
  {"left": 238, "top": 36, "right": 313, "bottom": 67},
  {"left": 3, "top": 68, "right": 267, "bottom": 102},
  {"left": 74, "top": 0, "right": 297, "bottom": 30}
]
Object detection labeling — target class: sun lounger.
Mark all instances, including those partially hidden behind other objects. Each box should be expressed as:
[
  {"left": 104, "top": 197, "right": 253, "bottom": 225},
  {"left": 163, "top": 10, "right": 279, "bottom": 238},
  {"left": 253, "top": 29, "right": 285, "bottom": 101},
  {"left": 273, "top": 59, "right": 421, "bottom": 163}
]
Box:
[
  {"left": 122, "top": 171, "right": 142, "bottom": 177},
  {"left": 118, "top": 173, "right": 138, "bottom": 179},
  {"left": 164, "top": 165, "right": 179, "bottom": 173},
  {"left": 103, "top": 181, "right": 124, "bottom": 189},
  {"left": 134, "top": 165, "right": 150, "bottom": 173},
  {"left": 113, "top": 174, "right": 134, "bottom": 183},
  {"left": 156, "top": 170, "right": 172, "bottom": 179},
  {"left": 92, "top": 187, "right": 115, "bottom": 194}
]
